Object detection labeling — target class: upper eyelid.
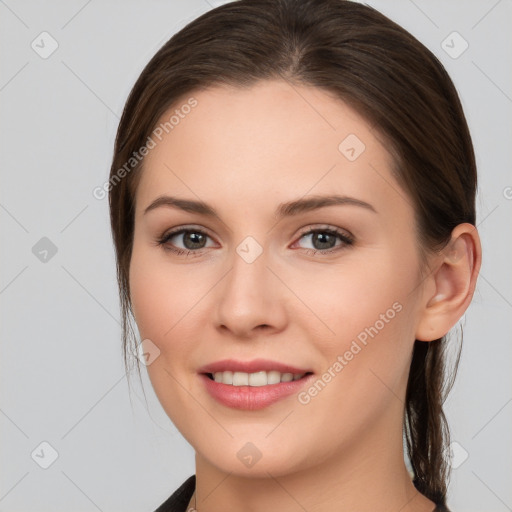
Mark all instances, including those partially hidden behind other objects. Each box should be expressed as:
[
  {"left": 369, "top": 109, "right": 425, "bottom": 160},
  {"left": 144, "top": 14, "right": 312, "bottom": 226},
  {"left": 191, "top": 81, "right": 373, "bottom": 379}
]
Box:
[
  {"left": 297, "top": 224, "right": 352, "bottom": 237},
  {"left": 162, "top": 224, "right": 350, "bottom": 235}
]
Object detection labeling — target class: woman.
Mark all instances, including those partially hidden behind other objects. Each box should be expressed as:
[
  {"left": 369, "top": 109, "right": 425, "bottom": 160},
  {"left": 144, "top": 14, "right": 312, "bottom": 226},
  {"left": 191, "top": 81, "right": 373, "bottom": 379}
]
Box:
[{"left": 108, "top": 1, "right": 481, "bottom": 510}]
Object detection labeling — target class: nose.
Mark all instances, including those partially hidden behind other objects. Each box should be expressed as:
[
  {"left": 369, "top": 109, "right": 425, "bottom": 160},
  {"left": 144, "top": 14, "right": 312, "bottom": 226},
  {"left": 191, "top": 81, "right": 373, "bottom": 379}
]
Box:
[{"left": 214, "top": 244, "right": 287, "bottom": 339}]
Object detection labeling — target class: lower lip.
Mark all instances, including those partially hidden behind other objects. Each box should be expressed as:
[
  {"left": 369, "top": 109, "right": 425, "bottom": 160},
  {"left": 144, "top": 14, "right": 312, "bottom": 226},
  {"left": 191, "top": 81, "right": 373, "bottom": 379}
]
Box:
[{"left": 200, "top": 373, "right": 314, "bottom": 410}]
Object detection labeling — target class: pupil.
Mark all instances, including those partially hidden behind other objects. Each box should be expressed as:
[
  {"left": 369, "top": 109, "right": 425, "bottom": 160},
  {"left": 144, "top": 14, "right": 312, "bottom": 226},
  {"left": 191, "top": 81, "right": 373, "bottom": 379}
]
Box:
[
  {"left": 313, "top": 232, "right": 335, "bottom": 250},
  {"left": 184, "top": 232, "right": 206, "bottom": 249}
]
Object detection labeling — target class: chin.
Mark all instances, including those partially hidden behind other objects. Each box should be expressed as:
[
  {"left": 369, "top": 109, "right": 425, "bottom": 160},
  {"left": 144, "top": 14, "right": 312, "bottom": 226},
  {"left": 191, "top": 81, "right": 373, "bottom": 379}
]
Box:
[{"left": 194, "top": 434, "right": 317, "bottom": 478}]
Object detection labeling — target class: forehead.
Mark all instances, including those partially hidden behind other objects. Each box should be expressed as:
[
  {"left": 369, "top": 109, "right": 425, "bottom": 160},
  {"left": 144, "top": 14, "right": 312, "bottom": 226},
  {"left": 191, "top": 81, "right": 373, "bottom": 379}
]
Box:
[{"left": 135, "top": 80, "right": 407, "bottom": 220}]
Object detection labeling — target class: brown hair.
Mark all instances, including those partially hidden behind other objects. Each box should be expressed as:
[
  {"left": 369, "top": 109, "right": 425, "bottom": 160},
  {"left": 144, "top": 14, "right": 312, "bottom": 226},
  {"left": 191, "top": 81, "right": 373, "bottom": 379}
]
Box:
[{"left": 108, "top": 0, "right": 477, "bottom": 506}]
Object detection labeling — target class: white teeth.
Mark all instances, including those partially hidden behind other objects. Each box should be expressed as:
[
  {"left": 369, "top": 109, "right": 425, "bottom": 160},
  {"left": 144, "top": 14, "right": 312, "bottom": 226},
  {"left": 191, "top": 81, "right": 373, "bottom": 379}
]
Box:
[
  {"left": 212, "top": 370, "right": 306, "bottom": 386},
  {"left": 214, "top": 371, "right": 232, "bottom": 384},
  {"left": 232, "top": 372, "right": 249, "bottom": 386},
  {"left": 267, "top": 370, "right": 281, "bottom": 385},
  {"left": 248, "top": 371, "right": 267, "bottom": 387}
]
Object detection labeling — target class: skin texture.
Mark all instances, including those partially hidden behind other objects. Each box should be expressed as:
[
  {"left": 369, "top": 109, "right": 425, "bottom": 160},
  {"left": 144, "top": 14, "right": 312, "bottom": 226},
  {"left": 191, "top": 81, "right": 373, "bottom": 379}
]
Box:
[{"left": 129, "top": 80, "right": 481, "bottom": 512}]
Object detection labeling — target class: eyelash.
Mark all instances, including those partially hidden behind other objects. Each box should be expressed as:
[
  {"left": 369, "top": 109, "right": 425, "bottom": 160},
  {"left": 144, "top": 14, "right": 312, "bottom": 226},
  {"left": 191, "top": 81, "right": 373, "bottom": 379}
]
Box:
[{"left": 156, "top": 226, "right": 354, "bottom": 257}]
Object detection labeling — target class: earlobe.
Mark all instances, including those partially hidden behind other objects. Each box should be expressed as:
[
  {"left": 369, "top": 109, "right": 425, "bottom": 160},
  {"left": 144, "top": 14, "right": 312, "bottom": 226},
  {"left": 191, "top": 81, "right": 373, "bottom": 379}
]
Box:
[{"left": 415, "top": 224, "right": 481, "bottom": 342}]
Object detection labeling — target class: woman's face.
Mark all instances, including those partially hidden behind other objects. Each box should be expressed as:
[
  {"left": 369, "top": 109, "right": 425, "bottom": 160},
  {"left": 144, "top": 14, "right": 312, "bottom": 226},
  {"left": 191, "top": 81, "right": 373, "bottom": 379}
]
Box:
[{"left": 129, "top": 80, "right": 429, "bottom": 477}]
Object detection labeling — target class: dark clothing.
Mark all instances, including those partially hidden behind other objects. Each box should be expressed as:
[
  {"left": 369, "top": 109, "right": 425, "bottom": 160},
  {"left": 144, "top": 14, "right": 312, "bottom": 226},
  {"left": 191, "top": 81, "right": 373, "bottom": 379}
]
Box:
[
  {"left": 154, "top": 475, "right": 196, "bottom": 512},
  {"left": 154, "top": 474, "right": 451, "bottom": 511}
]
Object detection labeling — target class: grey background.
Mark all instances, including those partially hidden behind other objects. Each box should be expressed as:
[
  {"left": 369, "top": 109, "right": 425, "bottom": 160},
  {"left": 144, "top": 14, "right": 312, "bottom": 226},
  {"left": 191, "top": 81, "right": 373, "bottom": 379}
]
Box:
[{"left": 1, "top": 0, "right": 511, "bottom": 511}]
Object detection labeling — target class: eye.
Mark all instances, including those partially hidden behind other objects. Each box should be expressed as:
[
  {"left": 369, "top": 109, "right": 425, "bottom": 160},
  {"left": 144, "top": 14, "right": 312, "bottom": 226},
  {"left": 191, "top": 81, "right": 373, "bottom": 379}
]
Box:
[
  {"left": 156, "top": 225, "right": 354, "bottom": 257},
  {"left": 156, "top": 227, "right": 216, "bottom": 256},
  {"left": 293, "top": 226, "right": 354, "bottom": 255}
]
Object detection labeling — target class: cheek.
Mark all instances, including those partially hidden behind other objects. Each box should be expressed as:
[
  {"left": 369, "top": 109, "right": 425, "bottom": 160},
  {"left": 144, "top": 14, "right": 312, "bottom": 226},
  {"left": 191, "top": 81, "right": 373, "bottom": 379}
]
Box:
[
  {"left": 295, "top": 250, "right": 419, "bottom": 402},
  {"left": 130, "top": 244, "right": 201, "bottom": 342},
  {"left": 288, "top": 262, "right": 417, "bottom": 451},
  {"left": 129, "top": 248, "right": 203, "bottom": 432},
  {"left": 297, "top": 251, "right": 417, "bottom": 342},
  {"left": 129, "top": 245, "right": 223, "bottom": 373},
  {"left": 129, "top": 246, "right": 190, "bottom": 353}
]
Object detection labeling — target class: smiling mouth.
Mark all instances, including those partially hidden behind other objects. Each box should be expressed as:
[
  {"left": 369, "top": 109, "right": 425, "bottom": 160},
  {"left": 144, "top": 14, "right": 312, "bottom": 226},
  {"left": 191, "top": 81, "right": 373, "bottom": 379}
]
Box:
[{"left": 204, "top": 370, "right": 314, "bottom": 386}]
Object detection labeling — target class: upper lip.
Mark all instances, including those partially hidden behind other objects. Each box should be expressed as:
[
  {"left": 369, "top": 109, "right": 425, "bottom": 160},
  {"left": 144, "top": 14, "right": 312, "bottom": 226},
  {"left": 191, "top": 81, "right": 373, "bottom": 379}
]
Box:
[{"left": 198, "top": 358, "right": 312, "bottom": 375}]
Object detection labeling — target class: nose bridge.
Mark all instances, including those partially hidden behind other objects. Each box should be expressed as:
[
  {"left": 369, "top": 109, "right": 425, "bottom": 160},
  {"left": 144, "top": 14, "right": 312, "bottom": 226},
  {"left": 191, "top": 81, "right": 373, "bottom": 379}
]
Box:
[
  {"left": 214, "top": 234, "right": 285, "bottom": 336},
  {"left": 224, "top": 234, "right": 271, "bottom": 308}
]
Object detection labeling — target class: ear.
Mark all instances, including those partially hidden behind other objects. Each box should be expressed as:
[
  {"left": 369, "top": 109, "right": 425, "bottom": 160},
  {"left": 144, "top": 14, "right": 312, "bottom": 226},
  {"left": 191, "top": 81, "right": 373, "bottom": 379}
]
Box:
[{"left": 415, "top": 223, "right": 482, "bottom": 342}]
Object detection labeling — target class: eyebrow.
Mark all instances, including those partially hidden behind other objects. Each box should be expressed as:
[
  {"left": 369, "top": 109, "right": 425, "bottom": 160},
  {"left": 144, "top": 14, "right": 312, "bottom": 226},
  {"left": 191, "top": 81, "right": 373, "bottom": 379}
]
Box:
[{"left": 143, "top": 194, "right": 377, "bottom": 219}]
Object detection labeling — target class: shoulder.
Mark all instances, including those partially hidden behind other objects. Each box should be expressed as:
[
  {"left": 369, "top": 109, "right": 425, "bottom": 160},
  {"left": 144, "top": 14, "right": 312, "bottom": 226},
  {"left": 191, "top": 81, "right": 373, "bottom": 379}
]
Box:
[{"left": 153, "top": 475, "right": 196, "bottom": 512}]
